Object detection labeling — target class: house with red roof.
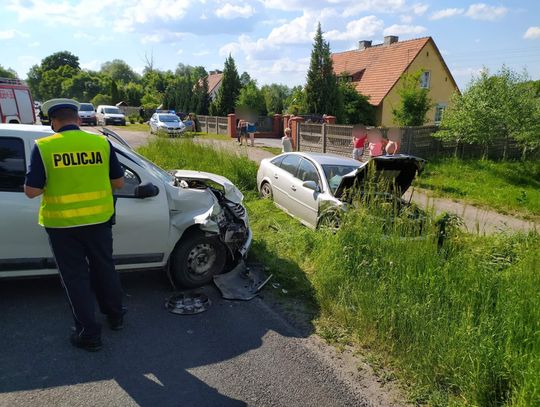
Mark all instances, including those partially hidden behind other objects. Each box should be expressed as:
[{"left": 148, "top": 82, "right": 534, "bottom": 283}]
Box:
[
  {"left": 206, "top": 70, "right": 223, "bottom": 102},
  {"left": 331, "top": 36, "right": 459, "bottom": 127}
]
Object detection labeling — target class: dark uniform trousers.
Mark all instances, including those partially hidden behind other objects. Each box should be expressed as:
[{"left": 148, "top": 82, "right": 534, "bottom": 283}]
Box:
[{"left": 46, "top": 221, "right": 123, "bottom": 339}]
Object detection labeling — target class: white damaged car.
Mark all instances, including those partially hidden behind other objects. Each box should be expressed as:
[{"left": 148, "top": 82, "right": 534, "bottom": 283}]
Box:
[{"left": 0, "top": 124, "right": 251, "bottom": 287}]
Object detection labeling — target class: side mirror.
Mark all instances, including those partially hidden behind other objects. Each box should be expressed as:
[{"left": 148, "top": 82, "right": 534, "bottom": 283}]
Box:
[
  {"left": 302, "top": 180, "right": 319, "bottom": 192},
  {"left": 134, "top": 182, "right": 159, "bottom": 198}
]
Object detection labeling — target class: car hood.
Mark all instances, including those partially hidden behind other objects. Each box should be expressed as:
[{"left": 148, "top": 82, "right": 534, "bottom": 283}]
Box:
[
  {"left": 173, "top": 170, "right": 244, "bottom": 203},
  {"left": 160, "top": 121, "right": 184, "bottom": 128},
  {"left": 104, "top": 113, "right": 125, "bottom": 118},
  {"left": 334, "top": 154, "right": 426, "bottom": 200}
]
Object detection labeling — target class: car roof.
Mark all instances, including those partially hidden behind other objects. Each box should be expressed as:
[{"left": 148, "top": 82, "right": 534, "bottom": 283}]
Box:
[
  {"left": 0, "top": 124, "right": 119, "bottom": 146},
  {"left": 277, "top": 152, "right": 361, "bottom": 166}
]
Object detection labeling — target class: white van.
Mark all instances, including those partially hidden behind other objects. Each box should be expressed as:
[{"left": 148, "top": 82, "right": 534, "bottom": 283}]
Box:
[{"left": 96, "top": 105, "right": 126, "bottom": 126}]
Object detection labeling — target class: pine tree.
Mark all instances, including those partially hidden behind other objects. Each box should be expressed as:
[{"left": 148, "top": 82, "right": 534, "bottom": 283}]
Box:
[
  {"left": 305, "top": 23, "right": 339, "bottom": 116},
  {"left": 214, "top": 55, "right": 241, "bottom": 116}
]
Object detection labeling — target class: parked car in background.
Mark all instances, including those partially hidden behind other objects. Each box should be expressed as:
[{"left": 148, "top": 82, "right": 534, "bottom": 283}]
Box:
[
  {"left": 96, "top": 105, "right": 126, "bottom": 126},
  {"left": 149, "top": 112, "right": 186, "bottom": 136},
  {"left": 78, "top": 102, "right": 97, "bottom": 126},
  {"left": 0, "top": 77, "right": 35, "bottom": 124},
  {"left": 257, "top": 152, "right": 425, "bottom": 229},
  {"left": 0, "top": 124, "right": 252, "bottom": 287}
]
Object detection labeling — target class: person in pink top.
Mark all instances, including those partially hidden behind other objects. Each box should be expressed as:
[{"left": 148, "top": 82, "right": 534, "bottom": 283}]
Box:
[
  {"left": 367, "top": 128, "right": 386, "bottom": 157},
  {"left": 385, "top": 127, "right": 402, "bottom": 155},
  {"left": 351, "top": 125, "right": 367, "bottom": 161}
]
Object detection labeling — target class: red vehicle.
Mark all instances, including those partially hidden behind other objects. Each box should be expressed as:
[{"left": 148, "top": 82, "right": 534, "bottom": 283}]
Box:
[{"left": 0, "top": 77, "right": 35, "bottom": 124}]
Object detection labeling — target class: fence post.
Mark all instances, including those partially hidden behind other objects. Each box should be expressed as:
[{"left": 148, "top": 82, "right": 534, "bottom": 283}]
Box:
[
  {"left": 289, "top": 116, "right": 305, "bottom": 151},
  {"left": 227, "top": 114, "right": 236, "bottom": 139},
  {"left": 406, "top": 127, "right": 412, "bottom": 154},
  {"left": 215, "top": 116, "right": 219, "bottom": 135},
  {"left": 273, "top": 114, "right": 282, "bottom": 138},
  {"left": 322, "top": 123, "right": 327, "bottom": 153}
]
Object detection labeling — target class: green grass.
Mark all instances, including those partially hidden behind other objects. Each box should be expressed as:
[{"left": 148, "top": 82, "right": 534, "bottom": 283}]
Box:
[
  {"left": 416, "top": 158, "right": 540, "bottom": 221},
  {"left": 138, "top": 138, "right": 540, "bottom": 406},
  {"left": 195, "top": 132, "right": 232, "bottom": 141},
  {"left": 259, "top": 146, "right": 282, "bottom": 155}
]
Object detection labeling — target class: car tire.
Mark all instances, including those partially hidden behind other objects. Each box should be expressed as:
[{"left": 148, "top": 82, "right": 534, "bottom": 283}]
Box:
[
  {"left": 317, "top": 212, "right": 341, "bottom": 231},
  {"left": 259, "top": 182, "right": 273, "bottom": 200},
  {"left": 170, "top": 231, "right": 227, "bottom": 288}
]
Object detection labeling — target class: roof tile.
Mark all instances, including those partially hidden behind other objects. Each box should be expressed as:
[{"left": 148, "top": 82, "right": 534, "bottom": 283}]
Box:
[{"left": 332, "top": 37, "right": 431, "bottom": 106}]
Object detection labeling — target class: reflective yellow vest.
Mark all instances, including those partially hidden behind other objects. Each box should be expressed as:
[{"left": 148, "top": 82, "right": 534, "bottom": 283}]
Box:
[{"left": 36, "top": 130, "right": 114, "bottom": 228}]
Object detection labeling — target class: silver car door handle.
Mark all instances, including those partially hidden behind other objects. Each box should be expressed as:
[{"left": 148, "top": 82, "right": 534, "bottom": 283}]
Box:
[
  {"left": 291, "top": 185, "right": 296, "bottom": 191},
  {"left": 274, "top": 174, "right": 278, "bottom": 179}
]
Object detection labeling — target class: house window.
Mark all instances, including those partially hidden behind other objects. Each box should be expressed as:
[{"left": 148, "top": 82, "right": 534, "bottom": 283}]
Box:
[
  {"left": 434, "top": 103, "right": 446, "bottom": 124},
  {"left": 420, "top": 71, "right": 430, "bottom": 89}
]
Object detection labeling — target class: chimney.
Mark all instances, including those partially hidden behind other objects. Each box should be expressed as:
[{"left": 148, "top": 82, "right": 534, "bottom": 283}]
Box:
[
  {"left": 358, "top": 40, "right": 372, "bottom": 50},
  {"left": 384, "top": 36, "right": 398, "bottom": 46}
]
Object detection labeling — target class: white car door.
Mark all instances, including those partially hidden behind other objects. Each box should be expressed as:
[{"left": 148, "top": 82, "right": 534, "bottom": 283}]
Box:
[
  {"left": 0, "top": 136, "right": 54, "bottom": 277},
  {"left": 288, "top": 158, "right": 321, "bottom": 228},
  {"left": 112, "top": 153, "right": 171, "bottom": 269},
  {"left": 271, "top": 154, "right": 301, "bottom": 213}
]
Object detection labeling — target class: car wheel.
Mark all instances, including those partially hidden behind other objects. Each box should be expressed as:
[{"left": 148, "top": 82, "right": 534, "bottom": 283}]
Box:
[
  {"left": 259, "top": 182, "right": 273, "bottom": 200},
  {"left": 317, "top": 212, "right": 341, "bottom": 231},
  {"left": 170, "top": 231, "right": 227, "bottom": 288}
]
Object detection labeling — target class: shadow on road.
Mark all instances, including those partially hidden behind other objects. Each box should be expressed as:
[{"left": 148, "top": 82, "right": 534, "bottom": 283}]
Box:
[{"left": 0, "top": 268, "right": 315, "bottom": 405}]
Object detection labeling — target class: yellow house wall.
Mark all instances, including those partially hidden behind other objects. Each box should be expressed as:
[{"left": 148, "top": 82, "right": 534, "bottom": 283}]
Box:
[{"left": 379, "top": 41, "right": 459, "bottom": 127}]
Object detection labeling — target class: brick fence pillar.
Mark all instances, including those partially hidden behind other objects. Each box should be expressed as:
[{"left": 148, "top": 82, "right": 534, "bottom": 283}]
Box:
[
  {"left": 273, "top": 114, "right": 282, "bottom": 138},
  {"left": 227, "top": 113, "right": 236, "bottom": 139},
  {"left": 289, "top": 116, "right": 305, "bottom": 151},
  {"left": 283, "top": 114, "right": 291, "bottom": 132},
  {"left": 324, "top": 115, "right": 336, "bottom": 124}
]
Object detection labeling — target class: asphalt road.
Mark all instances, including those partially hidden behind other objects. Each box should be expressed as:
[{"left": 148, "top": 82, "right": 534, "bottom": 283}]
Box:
[
  {"left": 0, "top": 271, "right": 375, "bottom": 407},
  {"left": 1, "top": 126, "right": 390, "bottom": 406}
]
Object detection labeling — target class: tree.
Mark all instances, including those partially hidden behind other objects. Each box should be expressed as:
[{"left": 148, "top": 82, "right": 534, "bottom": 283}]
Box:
[
  {"left": 110, "top": 80, "right": 120, "bottom": 104},
  {"left": 240, "top": 72, "right": 252, "bottom": 88},
  {"left": 62, "top": 71, "right": 103, "bottom": 101},
  {"left": 304, "top": 22, "right": 339, "bottom": 116},
  {"left": 41, "top": 51, "right": 80, "bottom": 72},
  {"left": 122, "top": 82, "right": 144, "bottom": 106},
  {"left": 337, "top": 81, "right": 375, "bottom": 125},
  {"left": 236, "top": 81, "right": 266, "bottom": 116},
  {"left": 38, "top": 65, "right": 78, "bottom": 100},
  {"left": 192, "top": 75, "right": 210, "bottom": 115},
  {"left": 213, "top": 55, "right": 241, "bottom": 116},
  {"left": 0, "top": 65, "right": 17, "bottom": 79},
  {"left": 100, "top": 60, "right": 139, "bottom": 84},
  {"left": 285, "top": 86, "right": 308, "bottom": 115},
  {"left": 436, "top": 66, "right": 540, "bottom": 156},
  {"left": 91, "top": 93, "right": 112, "bottom": 106},
  {"left": 392, "top": 70, "right": 432, "bottom": 126},
  {"left": 261, "top": 84, "right": 291, "bottom": 115}
]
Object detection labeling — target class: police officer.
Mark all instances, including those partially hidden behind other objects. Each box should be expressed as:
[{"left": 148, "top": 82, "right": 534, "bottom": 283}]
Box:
[{"left": 24, "top": 98, "right": 125, "bottom": 352}]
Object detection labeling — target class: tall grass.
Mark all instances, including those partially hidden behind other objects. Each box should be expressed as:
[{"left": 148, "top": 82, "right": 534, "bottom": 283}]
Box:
[
  {"left": 138, "top": 137, "right": 258, "bottom": 192},
  {"left": 416, "top": 157, "right": 540, "bottom": 221},
  {"left": 138, "top": 138, "right": 540, "bottom": 406}
]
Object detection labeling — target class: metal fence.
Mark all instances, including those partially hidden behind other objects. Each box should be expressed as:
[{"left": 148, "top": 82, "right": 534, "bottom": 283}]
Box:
[{"left": 297, "top": 123, "right": 527, "bottom": 160}]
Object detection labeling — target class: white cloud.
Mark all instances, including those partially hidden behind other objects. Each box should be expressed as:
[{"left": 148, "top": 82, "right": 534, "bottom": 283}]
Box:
[
  {"left": 81, "top": 60, "right": 101, "bottom": 71},
  {"left": 465, "top": 3, "right": 507, "bottom": 21},
  {"left": 0, "top": 29, "right": 28, "bottom": 40},
  {"left": 451, "top": 66, "right": 483, "bottom": 78},
  {"left": 29, "top": 41, "right": 40, "bottom": 47},
  {"left": 400, "top": 15, "right": 413, "bottom": 24},
  {"left": 326, "top": 16, "right": 384, "bottom": 41},
  {"left": 176, "top": 49, "right": 184, "bottom": 55},
  {"left": 343, "top": 0, "right": 406, "bottom": 17},
  {"left": 215, "top": 3, "right": 255, "bottom": 19},
  {"left": 193, "top": 50, "right": 210, "bottom": 56},
  {"left": 412, "top": 3, "right": 428, "bottom": 15},
  {"left": 115, "top": 0, "right": 191, "bottom": 32},
  {"left": 429, "top": 8, "right": 464, "bottom": 20},
  {"left": 383, "top": 24, "right": 426, "bottom": 36},
  {"left": 524, "top": 26, "right": 540, "bottom": 40},
  {"left": 141, "top": 34, "right": 162, "bottom": 44}
]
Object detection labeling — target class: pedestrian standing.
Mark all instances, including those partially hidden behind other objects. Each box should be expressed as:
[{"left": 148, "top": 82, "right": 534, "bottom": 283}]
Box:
[
  {"left": 351, "top": 125, "right": 367, "bottom": 161},
  {"left": 367, "top": 128, "right": 386, "bottom": 157},
  {"left": 24, "top": 98, "right": 126, "bottom": 352},
  {"left": 247, "top": 121, "right": 256, "bottom": 147},
  {"left": 281, "top": 127, "right": 293, "bottom": 152}
]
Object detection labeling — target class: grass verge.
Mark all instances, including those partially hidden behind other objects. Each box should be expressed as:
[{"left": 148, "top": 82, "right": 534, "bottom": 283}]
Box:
[
  {"left": 416, "top": 157, "right": 540, "bottom": 221},
  {"left": 138, "top": 138, "right": 540, "bottom": 406}
]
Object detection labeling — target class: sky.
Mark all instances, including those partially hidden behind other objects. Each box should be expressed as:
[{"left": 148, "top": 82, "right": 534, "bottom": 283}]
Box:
[{"left": 1, "top": 0, "right": 539, "bottom": 91}]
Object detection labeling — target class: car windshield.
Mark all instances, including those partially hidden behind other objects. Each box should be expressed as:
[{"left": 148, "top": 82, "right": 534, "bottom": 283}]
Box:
[
  {"left": 115, "top": 144, "right": 174, "bottom": 184},
  {"left": 322, "top": 164, "right": 360, "bottom": 194},
  {"left": 104, "top": 108, "right": 121, "bottom": 114},
  {"left": 158, "top": 114, "right": 179, "bottom": 122},
  {"left": 79, "top": 104, "right": 94, "bottom": 111}
]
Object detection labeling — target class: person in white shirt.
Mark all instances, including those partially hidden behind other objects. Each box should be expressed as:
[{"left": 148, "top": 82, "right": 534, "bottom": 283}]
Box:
[{"left": 281, "top": 127, "right": 293, "bottom": 152}]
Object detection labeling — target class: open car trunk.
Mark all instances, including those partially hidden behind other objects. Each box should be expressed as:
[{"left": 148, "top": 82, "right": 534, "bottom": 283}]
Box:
[{"left": 334, "top": 154, "right": 426, "bottom": 201}]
